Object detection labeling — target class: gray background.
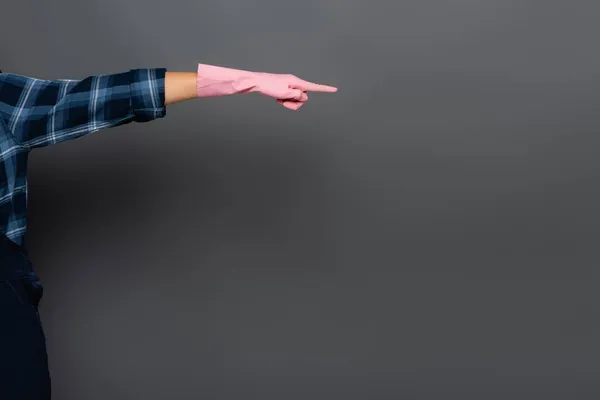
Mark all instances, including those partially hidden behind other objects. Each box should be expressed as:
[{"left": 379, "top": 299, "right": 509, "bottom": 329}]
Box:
[{"left": 2, "top": 0, "right": 600, "bottom": 399}]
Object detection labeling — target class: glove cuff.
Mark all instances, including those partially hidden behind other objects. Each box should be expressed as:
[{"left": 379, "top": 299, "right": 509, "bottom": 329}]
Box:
[{"left": 197, "top": 63, "right": 257, "bottom": 98}]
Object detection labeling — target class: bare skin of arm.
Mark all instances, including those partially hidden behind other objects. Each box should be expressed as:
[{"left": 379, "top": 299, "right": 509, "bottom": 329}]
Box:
[{"left": 164, "top": 72, "right": 198, "bottom": 105}]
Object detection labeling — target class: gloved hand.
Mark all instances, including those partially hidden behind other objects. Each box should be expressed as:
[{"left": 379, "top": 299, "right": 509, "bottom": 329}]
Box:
[{"left": 196, "top": 63, "right": 337, "bottom": 110}]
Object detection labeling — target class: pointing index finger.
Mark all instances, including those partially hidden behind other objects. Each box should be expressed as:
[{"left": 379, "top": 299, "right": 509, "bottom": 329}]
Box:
[{"left": 293, "top": 79, "right": 338, "bottom": 93}]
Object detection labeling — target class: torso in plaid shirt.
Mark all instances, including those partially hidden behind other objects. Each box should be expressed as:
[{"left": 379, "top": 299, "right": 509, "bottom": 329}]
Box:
[{"left": 0, "top": 68, "right": 167, "bottom": 287}]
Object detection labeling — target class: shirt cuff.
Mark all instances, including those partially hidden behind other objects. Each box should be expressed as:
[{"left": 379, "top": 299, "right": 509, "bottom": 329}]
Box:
[{"left": 128, "top": 68, "right": 167, "bottom": 122}]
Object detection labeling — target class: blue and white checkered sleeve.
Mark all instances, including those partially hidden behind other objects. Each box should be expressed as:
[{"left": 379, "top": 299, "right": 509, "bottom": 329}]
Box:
[{"left": 0, "top": 68, "right": 167, "bottom": 149}]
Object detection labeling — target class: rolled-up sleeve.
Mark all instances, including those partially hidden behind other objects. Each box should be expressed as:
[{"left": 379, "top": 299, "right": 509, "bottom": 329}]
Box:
[
  {"left": 0, "top": 68, "right": 167, "bottom": 149},
  {"left": 128, "top": 68, "right": 166, "bottom": 122}
]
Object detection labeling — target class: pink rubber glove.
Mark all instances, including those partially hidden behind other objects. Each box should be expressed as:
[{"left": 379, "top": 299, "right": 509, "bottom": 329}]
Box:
[{"left": 196, "top": 63, "right": 337, "bottom": 110}]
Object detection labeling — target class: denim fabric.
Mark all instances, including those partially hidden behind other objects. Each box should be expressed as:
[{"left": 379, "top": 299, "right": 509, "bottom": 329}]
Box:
[{"left": 0, "top": 235, "right": 50, "bottom": 400}]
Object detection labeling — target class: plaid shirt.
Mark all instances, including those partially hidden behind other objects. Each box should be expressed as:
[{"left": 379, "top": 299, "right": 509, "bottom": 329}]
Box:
[{"left": 0, "top": 68, "right": 167, "bottom": 285}]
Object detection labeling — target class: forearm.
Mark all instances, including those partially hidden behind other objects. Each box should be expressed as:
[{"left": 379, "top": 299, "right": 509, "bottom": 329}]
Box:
[{"left": 164, "top": 72, "right": 198, "bottom": 105}]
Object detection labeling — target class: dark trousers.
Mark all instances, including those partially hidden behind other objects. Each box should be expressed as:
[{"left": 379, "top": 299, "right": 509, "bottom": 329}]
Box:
[{"left": 0, "top": 235, "right": 51, "bottom": 399}]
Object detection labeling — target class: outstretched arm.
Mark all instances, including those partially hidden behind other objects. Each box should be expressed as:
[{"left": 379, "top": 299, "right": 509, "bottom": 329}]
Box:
[{"left": 0, "top": 64, "right": 337, "bottom": 149}]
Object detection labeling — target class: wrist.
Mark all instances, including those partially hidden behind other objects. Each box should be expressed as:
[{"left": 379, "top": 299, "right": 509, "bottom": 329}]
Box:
[{"left": 196, "top": 63, "right": 258, "bottom": 97}]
